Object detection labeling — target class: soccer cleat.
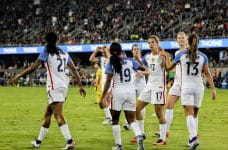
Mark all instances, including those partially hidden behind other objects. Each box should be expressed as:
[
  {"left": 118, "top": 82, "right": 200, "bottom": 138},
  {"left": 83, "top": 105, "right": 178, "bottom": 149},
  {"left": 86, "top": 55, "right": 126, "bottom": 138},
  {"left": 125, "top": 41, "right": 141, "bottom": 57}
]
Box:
[
  {"left": 123, "top": 123, "right": 130, "bottom": 130},
  {"left": 31, "top": 139, "right": 41, "bottom": 148},
  {"left": 102, "top": 118, "right": 112, "bottom": 125},
  {"left": 62, "top": 141, "right": 75, "bottom": 150},
  {"left": 112, "top": 144, "right": 123, "bottom": 150},
  {"left": 188, "top": 136, "right": 199, "bottom": 150},
  {"left": 130, "top": 134, "right": 146, "bottom": 143},
  {"left": 153, "top": 139, "right": 166, "bottom": 145},
  {"left": 154, "top": 131, "right": 169, "bottom": 137}
]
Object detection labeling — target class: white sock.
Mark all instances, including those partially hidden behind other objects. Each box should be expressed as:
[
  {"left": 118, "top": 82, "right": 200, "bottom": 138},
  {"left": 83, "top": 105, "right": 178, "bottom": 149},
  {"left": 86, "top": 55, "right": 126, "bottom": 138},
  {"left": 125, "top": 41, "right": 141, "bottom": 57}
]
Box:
[
  {"left": 186, "top": 115, "right": 197, "bottom": 139},
  {"left": 60, "top": 124, "right": 72, "bottom": 141},
  {"left": 194, "top": 117, "right": 198, "bottom": 134},
  {"left": 165, "top": 109, "right": 173, "bottom": 132},
  {"left": 136, "top": 120, "right": 144, "bottom": 134},
  {"left": 130, "top": 122, "right": 141, "bottom": 137},
  {"left": 112, "top": 125, "right": 121, "bottom": 145},
  {"left": 104, "top": 108, "right": 112, "bottom": 119},
  {"left": 37, "top": 126, "right": 48, "bottom": 141},
  {"left": 159, "top": 124, "right": 167, "bottom": 141}
]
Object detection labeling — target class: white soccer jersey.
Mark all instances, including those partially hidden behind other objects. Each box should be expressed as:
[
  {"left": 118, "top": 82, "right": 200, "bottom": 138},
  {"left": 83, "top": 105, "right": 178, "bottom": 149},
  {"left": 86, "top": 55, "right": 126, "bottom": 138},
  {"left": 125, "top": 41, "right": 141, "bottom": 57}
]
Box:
[
  {"left": 134, "top": 59, "right": 146, "bottom": 91},
  {"left": 173, "top": 50, "right": 182, "bottom": 86},
  {"left": 105, "top": 57, "right": 139, "bottom": 93},
  {"left": 173, "top": 50, "right": 208, "bottom": 90},
  {"left": 142, "top": 53, "right": 166, "bottom": 90},
  {"left": 38, "top": 48, "right": 72, "bottom": 91}
]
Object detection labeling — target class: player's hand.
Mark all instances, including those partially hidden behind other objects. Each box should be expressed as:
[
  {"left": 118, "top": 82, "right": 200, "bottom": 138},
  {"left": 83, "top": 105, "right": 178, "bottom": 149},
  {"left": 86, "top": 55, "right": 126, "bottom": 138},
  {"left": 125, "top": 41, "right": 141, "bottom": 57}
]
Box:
[
  {"left": 99, "top": 102, "right": 104, "bottom": 109},
  {"left": 10, "top": 75, "right": 20, "bottom": 85},
  {"left": 212, "top": 89, "right": 216, "bottom": 100},
  {"left": 135, "top": 70, "right": 144, "bottom": 77},
  {"left": 79, "top": 87, "right": 86, "bottom": 97}
]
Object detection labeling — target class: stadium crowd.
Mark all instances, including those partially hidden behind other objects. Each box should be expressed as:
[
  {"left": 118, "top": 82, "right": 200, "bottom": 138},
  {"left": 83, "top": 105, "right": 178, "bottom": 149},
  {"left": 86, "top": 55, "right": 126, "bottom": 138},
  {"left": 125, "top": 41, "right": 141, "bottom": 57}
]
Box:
[{"left": 0, "top": 0, "right": 227, "bottom": 46}]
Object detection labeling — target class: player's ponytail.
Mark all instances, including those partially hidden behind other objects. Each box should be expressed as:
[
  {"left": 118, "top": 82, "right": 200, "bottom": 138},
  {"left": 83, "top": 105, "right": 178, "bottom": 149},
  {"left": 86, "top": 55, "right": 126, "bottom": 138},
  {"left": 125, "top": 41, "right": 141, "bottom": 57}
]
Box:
[
  {"left": 188, "top": 34, "right": 199, "bottom": 63},
  {"left": 45, "top": 32, "right": 59, "bottom": 56},
  {"left": 110, "top": 42, "right": 122, "bottom": 74}
]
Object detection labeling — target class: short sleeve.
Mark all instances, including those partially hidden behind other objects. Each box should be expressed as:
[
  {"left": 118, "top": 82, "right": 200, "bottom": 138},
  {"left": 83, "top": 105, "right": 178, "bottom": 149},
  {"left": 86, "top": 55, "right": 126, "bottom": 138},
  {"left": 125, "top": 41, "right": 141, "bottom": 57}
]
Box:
[
  {"left": 200, "top": 52, "right": 208, "bottom": 64},
  {"left": 173, "top": 51, "right": 186, "bottom": 64},
  {"left": 38, "top": 51, "right": 48, "bottom": 62},
  {"left": 141, "top": 54, "right": 148, "bottom": 66},
  {"left": 132, "top": 59, "right": 139, "bottom": 71},
  {"left": 105, "top": 63, "right": 113, "bottom": 74},
  {"left": 68, "top": 54, "right": 73, "bottom": 63}
]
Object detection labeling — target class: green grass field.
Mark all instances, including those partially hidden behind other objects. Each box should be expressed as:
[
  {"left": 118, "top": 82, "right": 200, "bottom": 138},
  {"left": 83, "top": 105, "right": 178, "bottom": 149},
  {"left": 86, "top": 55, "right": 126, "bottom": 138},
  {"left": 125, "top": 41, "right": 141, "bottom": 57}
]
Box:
[{"left": 0, "top": 87, "right": 228, "bottom": 150}]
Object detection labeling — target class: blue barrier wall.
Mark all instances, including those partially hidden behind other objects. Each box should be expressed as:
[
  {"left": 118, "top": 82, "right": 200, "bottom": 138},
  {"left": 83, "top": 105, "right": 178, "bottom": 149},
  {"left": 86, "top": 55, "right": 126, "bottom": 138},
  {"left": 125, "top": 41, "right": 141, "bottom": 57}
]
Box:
[{"left": 0, "top": 38, "right": 227, "bottom": 55}]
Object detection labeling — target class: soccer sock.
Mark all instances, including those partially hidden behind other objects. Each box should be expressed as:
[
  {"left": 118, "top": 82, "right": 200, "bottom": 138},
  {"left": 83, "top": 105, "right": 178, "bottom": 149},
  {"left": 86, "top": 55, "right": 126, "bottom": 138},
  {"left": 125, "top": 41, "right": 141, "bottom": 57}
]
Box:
[
  {"left": 194, "top": 117, "right": 198, "bottom": 134},
  {"left": 159, "top": 124, "right": 167, "bottom": 141},
  {"left": 112, "top": 125, "right": 121, "bottom": 145},
  {"left": 165, "top": 109, "right": 174, "bottom": 132},
  {"left": 37, "top": 126, "right": 48, "bottom": 142},
  {"left": 60, "top": 124, "right": 72, "bottom": 142},
  {"left": 104, "top": 108, "right": 112, "bottom": 119},
  {"left": 130, "top": 122, "right": 142, "bottom": 138},
  {"left": 136, "top": 120, "right": 144, "bottom": 134},
  {"left": 186, "top": 115, "right": 197, "bottom": 139}
]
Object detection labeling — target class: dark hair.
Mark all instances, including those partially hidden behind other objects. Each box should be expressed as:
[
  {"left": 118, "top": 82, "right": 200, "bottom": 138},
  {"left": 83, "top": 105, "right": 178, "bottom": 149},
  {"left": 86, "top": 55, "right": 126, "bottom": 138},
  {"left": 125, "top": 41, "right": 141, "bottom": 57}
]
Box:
[
  {"left": 110, "top": 42, "right": 122, "bottom": 74},
  {"left": 131, "top": 44, "right": 138, "bottom": 51},
  {"left": 45, "top": 32, "right": 59, "bottom": 55},
  {"left": 188, "top": 34, "right": 199, "bottom": 63}
]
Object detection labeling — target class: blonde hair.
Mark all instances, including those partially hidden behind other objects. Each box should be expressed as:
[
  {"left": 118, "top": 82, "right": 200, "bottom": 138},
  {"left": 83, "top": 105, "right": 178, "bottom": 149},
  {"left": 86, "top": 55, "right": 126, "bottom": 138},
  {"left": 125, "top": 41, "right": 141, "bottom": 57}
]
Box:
[{"left": 148, "top": 35, "right": 160, "bottom": 45}]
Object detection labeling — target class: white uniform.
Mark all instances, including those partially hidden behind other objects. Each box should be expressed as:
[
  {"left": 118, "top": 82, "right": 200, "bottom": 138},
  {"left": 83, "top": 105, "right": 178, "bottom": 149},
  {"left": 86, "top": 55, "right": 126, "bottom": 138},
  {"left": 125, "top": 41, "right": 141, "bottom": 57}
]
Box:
[
  {"left": 38, "top": 48, "right": 72, "bottom": 104},
  {"left": 169, "top": 50, "right": 182, "bottom": 96},
  {"left": 105, "top": 57, "right": 139, "bottom": 111},
  {"left": 138, "top": 53, "right": 166, "bottom": 104},
  {"left": 173, "top": 50, "right": 208, "bottom": 107},
  {"left": 134, "top": 59, "right": 146, "bottom": 97}
]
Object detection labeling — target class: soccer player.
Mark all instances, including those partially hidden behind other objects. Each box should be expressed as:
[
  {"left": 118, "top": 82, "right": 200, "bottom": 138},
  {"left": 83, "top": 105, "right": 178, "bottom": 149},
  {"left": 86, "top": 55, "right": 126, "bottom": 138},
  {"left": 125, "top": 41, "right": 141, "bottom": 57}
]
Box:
[
  {"left": 161, "top": 34, "right": 216, "bottom": 149},
  {"left": 135, "top": 35, "right": 169, "bottom": 145},
  {"left": 100, "top": 42, "right": 144, "bottom": 150},
  {"left": 89, "top": 46, "right": 112, "bottom": 124},
  {"left": 127, "top": 45, "right": 147, "bottom": 143},
  {"left": 10, "top": 32, "right": 86, "bottom": 149},
  {"left": 155, "top": 32, "right": 188, "bottom": 137},
  {"left": 92, "top": 61, "right": 102, "bottom": 104}
]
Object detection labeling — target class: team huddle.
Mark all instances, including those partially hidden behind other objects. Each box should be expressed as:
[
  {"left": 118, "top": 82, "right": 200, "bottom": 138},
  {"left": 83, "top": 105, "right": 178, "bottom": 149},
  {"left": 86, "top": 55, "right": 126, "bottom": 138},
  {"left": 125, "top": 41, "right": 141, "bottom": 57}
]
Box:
[{"left": 10, "top": 32, "right": 216, "bottom": 150}]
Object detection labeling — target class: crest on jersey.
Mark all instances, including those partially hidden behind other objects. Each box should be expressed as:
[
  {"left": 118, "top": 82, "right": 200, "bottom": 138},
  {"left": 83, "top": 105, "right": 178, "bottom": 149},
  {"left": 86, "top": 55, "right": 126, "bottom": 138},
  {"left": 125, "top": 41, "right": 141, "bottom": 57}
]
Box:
[{"left": 151, "top": 58, "right": 155, "bottom": 62}]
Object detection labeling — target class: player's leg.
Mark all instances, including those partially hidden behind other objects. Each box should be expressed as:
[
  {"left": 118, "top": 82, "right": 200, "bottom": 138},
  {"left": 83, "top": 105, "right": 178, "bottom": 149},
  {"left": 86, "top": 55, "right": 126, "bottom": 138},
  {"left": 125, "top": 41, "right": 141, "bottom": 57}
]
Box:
[
  {"left": 125, "top": 110, "right": 144, "bottom": 150},
  {"left": 182, "top": 90, "right": 199, "bottom": 149},
  {"left": 111, "top": 110, "right": 122, "bottom": 150},
  {"left": 31, "top": 104, "right": 52, "bottom": 147},
  {"left": 102, "top": 91, "right": 112, "bottom": 125},
  {"left": 153, "top": 104, "right": 167, "bottom": 145},
  {"left": 51, "top": 102, "right": 75, "bottom": 149}
]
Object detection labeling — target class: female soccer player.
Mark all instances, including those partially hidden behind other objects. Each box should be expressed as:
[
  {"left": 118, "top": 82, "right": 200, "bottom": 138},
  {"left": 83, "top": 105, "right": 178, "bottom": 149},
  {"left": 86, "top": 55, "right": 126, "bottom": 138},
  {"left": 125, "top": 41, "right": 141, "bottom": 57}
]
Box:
[
  {"left": 100, "top": 42, "right": 144, "bottom": 150},
  {"left": 89, "top": 46, "right": 112, "bottom": 124},
  {"left": 155, "top": 32, "right": 188, "bottom": 137},
  {"left": 128, "top": 45, "right": 147, "bottom": 142},
  {"left": 161, "top": 34, "right": 216, "bottom": 149},
  {"left": 135, "top": 35, "right": 169, "bottom": 145},
  {"left": 10, "top": 32, "right": 86, "bottom": 149}
]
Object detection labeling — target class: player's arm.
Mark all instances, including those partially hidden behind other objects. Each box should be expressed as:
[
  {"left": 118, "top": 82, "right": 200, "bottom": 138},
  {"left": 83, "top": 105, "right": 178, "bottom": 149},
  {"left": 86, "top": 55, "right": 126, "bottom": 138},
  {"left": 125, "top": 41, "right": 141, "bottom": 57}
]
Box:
[
  {"left": 89, "top": 47, "right": 100, "bottom": 62},
  {"left": 100, "top": 74, "right": 113, "bottom": 108},
  {"left": 10, "top": 59, "right": 42, "bottom": 84},
  {"left": 203, "top": 64, "right": 216, "bottom": 100},
  {"left": 103, "top": 46, "right": 111, "bottom": 58},
  {"left": 68, "top": 61, "right": 86, "bottom": 97}
]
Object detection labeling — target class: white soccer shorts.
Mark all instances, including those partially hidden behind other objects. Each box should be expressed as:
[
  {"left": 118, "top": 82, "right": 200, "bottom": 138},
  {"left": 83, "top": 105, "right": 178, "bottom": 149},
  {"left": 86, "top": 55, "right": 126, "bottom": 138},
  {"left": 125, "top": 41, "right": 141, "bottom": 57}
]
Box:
[
  {"left": 181, "top": 88, "right": 204, "bottom": 108},
  {"left": 47, "top": 87, "right": 68, "bottom": 104}
]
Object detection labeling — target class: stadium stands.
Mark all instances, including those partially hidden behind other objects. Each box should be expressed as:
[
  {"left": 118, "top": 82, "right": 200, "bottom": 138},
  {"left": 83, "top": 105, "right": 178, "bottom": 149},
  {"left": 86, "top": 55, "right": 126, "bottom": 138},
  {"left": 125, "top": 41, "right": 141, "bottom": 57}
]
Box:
[{"left": 0, "top": 0, "right": 227, "bottom": 45}]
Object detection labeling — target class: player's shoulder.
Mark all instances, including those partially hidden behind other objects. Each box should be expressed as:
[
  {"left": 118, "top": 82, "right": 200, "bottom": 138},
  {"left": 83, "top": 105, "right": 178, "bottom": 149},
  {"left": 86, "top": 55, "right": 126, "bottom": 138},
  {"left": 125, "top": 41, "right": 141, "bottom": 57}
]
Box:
[
  {"left": 177, "top": 50, "right": 188, "bottom": 58},
  {"left": 198, "top": 51, "right": 207, "bottom": 58}
]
